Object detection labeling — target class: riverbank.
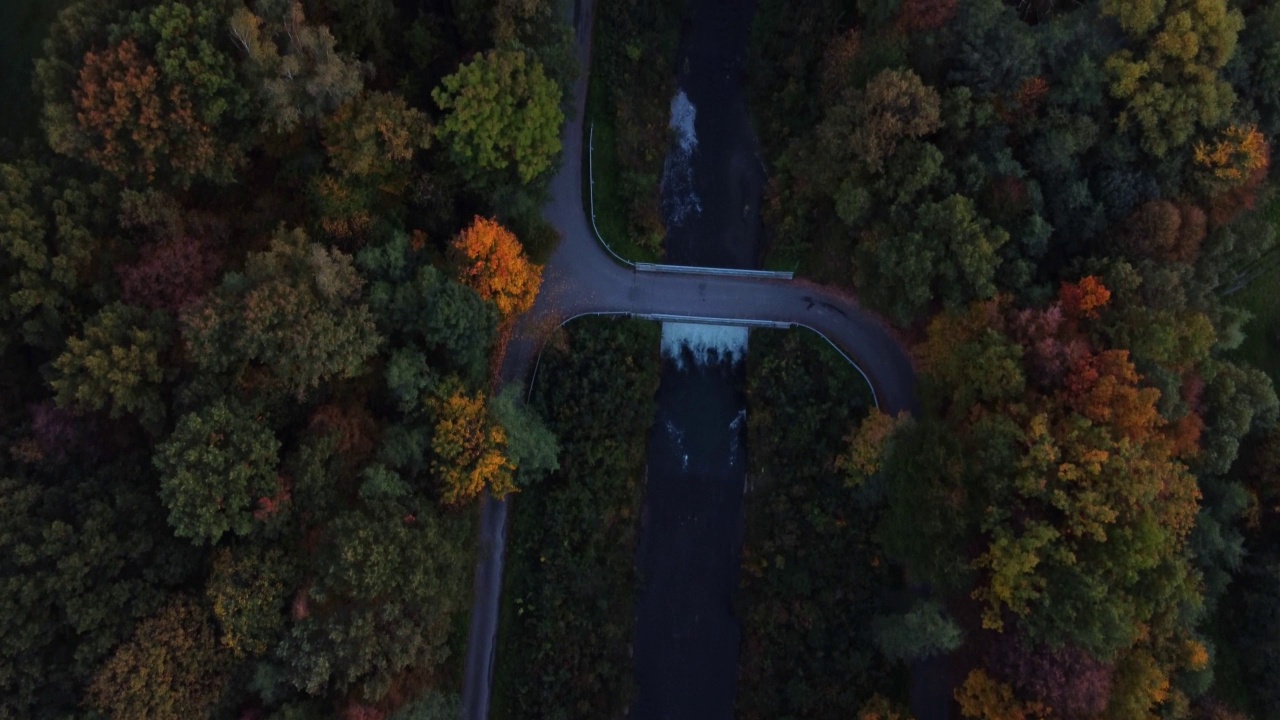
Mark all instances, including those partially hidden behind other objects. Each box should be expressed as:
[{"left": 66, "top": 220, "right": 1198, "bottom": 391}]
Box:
[
  {"left": 490, "top": 317, "right": 660, "bottom": 720},
  {"left": 738, "top": 328, "right": 905, "bottom": 718},
  {"left": 660, "top": 0, "right": 768, "bottom": 269}
]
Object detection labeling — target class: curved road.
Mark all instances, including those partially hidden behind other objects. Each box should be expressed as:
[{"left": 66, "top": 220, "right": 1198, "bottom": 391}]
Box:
[{"left": 460, "top": 0, "right": 929, "bottom": 717}]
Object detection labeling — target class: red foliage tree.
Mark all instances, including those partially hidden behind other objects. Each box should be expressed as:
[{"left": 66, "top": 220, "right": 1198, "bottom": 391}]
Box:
[
  {"left": 117, "top": 235, "right": 223, "bottom": 312},
  {"left": 990, "top": 634, "right": 1114, "bottom": 719},
  {"left": 896, "top": 0, "right": 958, "bottom": 32},
  {"left": 1119, "top": 200, "right": 1207, "bottom": 263}
]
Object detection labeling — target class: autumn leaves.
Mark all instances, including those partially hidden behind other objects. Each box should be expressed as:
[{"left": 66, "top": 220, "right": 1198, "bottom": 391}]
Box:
[{"left": 427, "top": 216, "right": 545, "bottom": 505}]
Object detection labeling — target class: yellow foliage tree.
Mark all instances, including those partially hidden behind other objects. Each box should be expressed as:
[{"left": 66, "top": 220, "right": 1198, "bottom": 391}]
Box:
[
  {"left": 452, "top": 216, "right": 543, "bottom": 318},
  {"left": 838, "top": 409, "right": 908, "bottom": 486},
  {"left": 1193, "top": 124, "right": 1269, "bottom": 192},
  {"left": 956, "top": 670, "right": 1049, "bottom": 720},
  {"left": 430, "top": 389, "right": 516, "bottom": 504}
]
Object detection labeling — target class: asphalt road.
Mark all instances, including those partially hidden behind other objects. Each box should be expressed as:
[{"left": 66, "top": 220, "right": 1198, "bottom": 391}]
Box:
[{"left": 458, "top": 0, "right": 929, "bottom": 717}]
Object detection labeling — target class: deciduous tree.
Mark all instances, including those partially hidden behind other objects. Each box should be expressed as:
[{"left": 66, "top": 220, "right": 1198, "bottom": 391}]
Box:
[
  {"left": 155, "top": 399, "right": 281, "bottom": 543},
  {"left": 429, "top": 387, "right": 515, "bottom": 504},
  {"left": 451, "top": 216, "right": 542, "bottom": 318},
  {"left": 117, "top": 235, "right": 223, "bottom": 312},
  {"left": 182, "top": 227, "right": 381, "bottom": 397},
  {"left": 323, "top": 91, "right": 431, "bottom": 187},
  {"left": 49, "top": 303, "right": 171, "bottom": 429},
  {"left": 206, "top": 545, "right": 293, "bottom": 657},
  {"left": 1102, "top": 0, "right": 1243, "bottom": 157},
  {"left": 432, "top": 50, "right": 563, "bottom": 185},
  {"left": 230, "top": 1, "right": 367, "bottom": 133},
  {"left": 48, "top": 0, "right": 248, "bottom": 186},
  {"left": 872, "top": 599, "right": 964, "bottom": 662},
  {"left": 86, "top": 597, "right": 229, "bottom": 720}
]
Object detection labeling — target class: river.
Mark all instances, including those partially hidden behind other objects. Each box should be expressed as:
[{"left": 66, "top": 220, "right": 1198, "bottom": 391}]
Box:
[{"left": 632, "top": 1, "right": 765, "bottom": 718}]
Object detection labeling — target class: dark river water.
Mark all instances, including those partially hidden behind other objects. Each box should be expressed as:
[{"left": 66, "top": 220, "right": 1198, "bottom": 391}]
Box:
[{"left": 632, "top": 1, "right": 765, "bottom": 718}]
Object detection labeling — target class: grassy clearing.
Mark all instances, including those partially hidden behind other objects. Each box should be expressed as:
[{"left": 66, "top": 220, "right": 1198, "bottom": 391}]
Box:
[
  {"left": 581, "top": 74, "right": 661, "bottom": 264},
  {"left": 0, "top": 0, "right": 73, "bottom": 143}
]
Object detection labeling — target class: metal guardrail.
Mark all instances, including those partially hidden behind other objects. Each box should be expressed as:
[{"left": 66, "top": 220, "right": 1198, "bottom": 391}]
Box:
[
  {"left": 634, "top": 262, "right": 793, "bottom": 279},
  {"left": 634, "top": 313, "right": 791, "bottom": 329},
  {"left": 587, "top": 124, "right": 636, "bottom": 268}
]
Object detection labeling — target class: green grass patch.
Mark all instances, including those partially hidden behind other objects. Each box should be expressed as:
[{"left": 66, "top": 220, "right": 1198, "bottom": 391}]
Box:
[
  {"left": 0, "top": 0, "right": 73, "bottom": 143},
  {"left": 580, "top": 66, "right": 661, "bottom": 264},
  {"left": 1228, "top": 260, "right": 1280, "bottom": 387}
]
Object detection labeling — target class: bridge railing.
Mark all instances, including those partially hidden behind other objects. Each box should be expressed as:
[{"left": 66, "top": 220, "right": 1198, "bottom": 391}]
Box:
[{"left": 634, "top": 263, "right": 793, "bottom": 279}]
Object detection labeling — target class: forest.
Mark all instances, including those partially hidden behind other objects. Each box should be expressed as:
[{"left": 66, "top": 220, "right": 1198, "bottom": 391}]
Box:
[
  {"left": 1, "top": 0, "right": 568, "bottom": 718},
  {"left": 740, "top": 0, "right": 1280, "bottom": 718},
  {"left": 3, "top": 0, "right": 1280, "bottom": 719}
]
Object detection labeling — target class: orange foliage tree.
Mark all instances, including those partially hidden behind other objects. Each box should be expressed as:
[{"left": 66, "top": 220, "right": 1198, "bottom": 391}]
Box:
[
  {"left": 1193, "top": 124, "right": 1272, "bottom": 225},
  {"left": 451, "top": 216, "right": 542, "bottom": 318},
  {"left": 1194, "top": 124, "right": 1270, "bottom": 190},
  {"left": 74, "top": 40, "right": 220, "bottom": 185}
]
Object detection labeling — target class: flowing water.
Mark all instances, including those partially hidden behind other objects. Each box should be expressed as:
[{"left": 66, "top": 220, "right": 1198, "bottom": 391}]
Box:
[{"left": 633, "top": 1, "right": 765, "bottom": 717}]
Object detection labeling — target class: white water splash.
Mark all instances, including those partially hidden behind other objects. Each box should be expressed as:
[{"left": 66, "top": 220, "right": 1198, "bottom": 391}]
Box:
[
  {"left": 661, "top": 322, "right": 749, "bottom": 370},
  {"left": 728, "top": 409, "right": 746, "bottom": 467},
  {"left": 670, "top": 90, "right": 698, "bottom": 154},
  {"left": 661, "top": 89, "right": 702, "bottom": 227}
]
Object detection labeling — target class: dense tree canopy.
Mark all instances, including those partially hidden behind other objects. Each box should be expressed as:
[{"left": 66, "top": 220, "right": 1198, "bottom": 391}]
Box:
[{"left": 2, "top": 0, "right": 570, "bottom": 715}]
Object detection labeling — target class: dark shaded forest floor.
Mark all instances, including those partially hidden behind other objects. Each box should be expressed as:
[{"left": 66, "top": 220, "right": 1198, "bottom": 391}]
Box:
[{"left": 0, "top": 0, "right": 72, "bottom": 143}]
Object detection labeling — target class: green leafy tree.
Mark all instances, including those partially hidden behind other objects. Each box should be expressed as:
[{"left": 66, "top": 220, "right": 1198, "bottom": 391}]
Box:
[
  {"left": 206, "top": 545, "right": 294, "bottom": 657},
  {"left": 182, "top": 227, "right": 381, "bottom": 397},
  {"left": 1102, "top": 0, "right": 1243, "bottom": 157},
  {"left": 432, "top": 49, "right": 563, "bottom": 185},
  {"left": 872, "top": 599, "right": 965, "bottom": 663},
  {"left": 49, "top": 303, "right": 171, "bottom": 430},
  {"left": 861, "top": 194, "right": 1009, "bottom": 322},
  {"left": 359, "top": 232, "right": 497, "bottom": 387},
  {"left": 490, "top": 385, "right": 559, "bottom": 485},
  {"left": 0, "top": 459, "right": 199, "bottom": 719},
  {"left": 155, "top": 399, "right": 281, "bottom": 544},
  {"left": 0, "top": 162, "right": 105, "bottom": 353},
  {"left": 280, "top": 506, "right": 470, "bottom": 701},
  {"left": 1237, "top": 1, "right": 1280, "bottom": 137}
]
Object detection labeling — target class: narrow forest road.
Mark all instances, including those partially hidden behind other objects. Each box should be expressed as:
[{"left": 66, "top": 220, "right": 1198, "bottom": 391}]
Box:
[{"left": 459, "top": 0, "right": 937, "bottom": 717}]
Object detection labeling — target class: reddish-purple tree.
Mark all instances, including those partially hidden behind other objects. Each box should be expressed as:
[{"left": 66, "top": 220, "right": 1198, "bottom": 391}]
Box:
[
  {"left": 990, "top": 634, "right": 1114, "bottom": 719},
  {"left": 28, "top": 400, "right": 86, "bottom": 463},
  {"left": 117, "top": 235, "right": 223, "bottom": 312}
]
